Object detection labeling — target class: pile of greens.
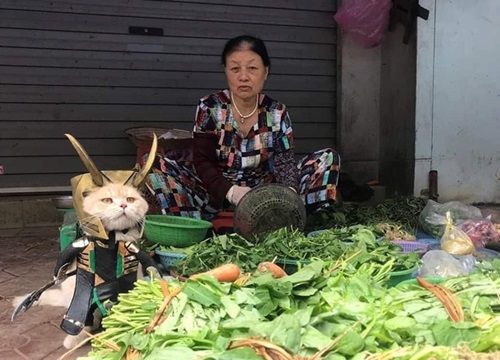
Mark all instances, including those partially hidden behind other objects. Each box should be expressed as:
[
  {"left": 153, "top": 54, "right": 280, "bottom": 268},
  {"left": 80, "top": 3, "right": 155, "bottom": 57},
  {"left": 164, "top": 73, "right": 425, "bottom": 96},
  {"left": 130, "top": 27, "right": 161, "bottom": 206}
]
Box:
[
  {"left": 164, "top": 225, "right": 420, "bottom": 276},
  {"left": 305, "top": 196, "right": 427, "bottom": 234},
  {"left": 81, "top": 258, "right": 500, "bottom": 360}
]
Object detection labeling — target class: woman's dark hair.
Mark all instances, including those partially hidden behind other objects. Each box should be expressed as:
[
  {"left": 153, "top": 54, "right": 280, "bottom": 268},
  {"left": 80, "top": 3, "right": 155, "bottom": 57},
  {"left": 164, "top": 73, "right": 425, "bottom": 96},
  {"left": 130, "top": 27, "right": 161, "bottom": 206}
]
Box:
[{"left": 221, "top": 35, "right": 271, "bottom": 71}]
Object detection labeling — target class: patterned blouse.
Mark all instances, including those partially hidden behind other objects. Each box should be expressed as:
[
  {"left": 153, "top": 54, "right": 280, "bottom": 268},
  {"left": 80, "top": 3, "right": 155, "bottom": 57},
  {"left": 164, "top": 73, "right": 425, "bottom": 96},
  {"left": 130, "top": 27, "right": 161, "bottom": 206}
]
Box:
[{"left": 193, "top": 90, "right": 299, "bottom": 197}]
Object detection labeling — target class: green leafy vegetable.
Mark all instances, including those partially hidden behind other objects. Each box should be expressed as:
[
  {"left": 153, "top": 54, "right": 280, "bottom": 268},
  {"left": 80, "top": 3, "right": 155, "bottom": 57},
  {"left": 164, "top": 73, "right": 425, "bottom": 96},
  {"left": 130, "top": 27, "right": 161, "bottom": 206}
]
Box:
[{"left": 87, "top": 258, "right": 500, "bottom": 360}]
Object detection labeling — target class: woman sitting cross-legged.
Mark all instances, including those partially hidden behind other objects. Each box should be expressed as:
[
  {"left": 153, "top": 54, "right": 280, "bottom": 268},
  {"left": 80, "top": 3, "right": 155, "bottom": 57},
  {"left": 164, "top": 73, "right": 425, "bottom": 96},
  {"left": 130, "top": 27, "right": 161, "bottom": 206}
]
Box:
[{"left": 144, "top": 35, "right": 341, "bottom": 220}]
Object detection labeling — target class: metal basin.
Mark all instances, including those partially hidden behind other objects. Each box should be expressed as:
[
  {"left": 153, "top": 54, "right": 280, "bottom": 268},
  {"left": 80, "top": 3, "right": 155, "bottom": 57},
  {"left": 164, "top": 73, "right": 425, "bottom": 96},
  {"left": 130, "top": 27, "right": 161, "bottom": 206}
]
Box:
[{"left": 52, "top": 196, "right": 74, "bottom": 209}]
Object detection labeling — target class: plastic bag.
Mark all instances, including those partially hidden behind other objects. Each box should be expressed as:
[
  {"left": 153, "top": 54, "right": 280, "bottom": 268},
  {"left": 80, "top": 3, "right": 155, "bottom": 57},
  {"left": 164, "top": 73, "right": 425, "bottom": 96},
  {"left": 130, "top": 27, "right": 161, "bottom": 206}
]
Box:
[
  {"left": 441, "top": 211, "right": 475, "bottom": 255},
  {"left": 458, "top": 217, "right": 500, "bottom": 248},
  {"left": 333, "top": 0, "right": 393, "bottom": 48},
  {"left": 419, "top": 250, "right": 475, "bottom": 278},
  {"left": 418, "top": 200, "right": 483, "bottom": 238}
]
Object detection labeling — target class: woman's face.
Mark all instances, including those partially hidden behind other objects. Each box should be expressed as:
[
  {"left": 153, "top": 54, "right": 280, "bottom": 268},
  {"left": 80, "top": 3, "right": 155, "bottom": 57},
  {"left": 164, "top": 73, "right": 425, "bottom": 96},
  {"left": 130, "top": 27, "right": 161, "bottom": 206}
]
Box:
[{"left": 224, "top": 47, "right": 269, "bottom": 101}]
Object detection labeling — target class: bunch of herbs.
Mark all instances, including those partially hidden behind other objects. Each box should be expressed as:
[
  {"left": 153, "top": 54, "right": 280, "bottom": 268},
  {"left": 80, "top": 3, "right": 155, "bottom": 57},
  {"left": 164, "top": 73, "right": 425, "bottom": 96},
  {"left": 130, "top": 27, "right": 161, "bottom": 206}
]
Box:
[
  {"left": 305, "top": 196, "right": 427, "bottom": 234},
  {"left": 169, "top": 226, "right": 420, "bottom": 276}
]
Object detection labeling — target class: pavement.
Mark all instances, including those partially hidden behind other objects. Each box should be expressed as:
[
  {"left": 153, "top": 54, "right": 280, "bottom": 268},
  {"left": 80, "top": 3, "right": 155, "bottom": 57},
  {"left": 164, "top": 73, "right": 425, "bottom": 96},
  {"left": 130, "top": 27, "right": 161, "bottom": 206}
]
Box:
[{"left": 0, "top": 229, "right": 90, "bottom": 360}]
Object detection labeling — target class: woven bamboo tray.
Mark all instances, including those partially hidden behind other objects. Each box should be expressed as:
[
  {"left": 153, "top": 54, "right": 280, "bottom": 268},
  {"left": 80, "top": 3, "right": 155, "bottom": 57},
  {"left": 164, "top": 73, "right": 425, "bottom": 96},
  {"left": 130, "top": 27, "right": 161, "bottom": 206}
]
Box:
[{"left": 124, "top": 127, "right": 193, "bottom": 150}]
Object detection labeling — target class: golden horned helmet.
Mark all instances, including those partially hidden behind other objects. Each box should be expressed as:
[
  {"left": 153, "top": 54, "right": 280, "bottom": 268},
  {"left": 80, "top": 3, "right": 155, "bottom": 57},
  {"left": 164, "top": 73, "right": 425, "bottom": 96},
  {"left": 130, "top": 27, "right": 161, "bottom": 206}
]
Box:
[{"left": 65, "top": 133, "right": 157, "bottom": 239}]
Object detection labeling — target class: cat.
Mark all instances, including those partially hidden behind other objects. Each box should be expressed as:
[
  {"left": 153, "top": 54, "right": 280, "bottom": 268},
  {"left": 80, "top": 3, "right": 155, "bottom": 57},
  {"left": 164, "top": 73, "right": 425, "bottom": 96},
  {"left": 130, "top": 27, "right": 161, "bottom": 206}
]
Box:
[
  {"left": 83, "top": 183, "right": 149, "bottom": 235},
  {"left": 12, "top": 183, "right": 150, "bottom": 349}
]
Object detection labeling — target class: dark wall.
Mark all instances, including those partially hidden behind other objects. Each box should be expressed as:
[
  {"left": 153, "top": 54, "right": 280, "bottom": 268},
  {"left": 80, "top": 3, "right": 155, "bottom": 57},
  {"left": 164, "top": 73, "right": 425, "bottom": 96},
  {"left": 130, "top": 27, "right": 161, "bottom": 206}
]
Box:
[
  {"left": 0, "top": 0, "right": 337, "bottom": 191},
  {"left": 379, "top": 24, "right": 417, "bottom": 196}
]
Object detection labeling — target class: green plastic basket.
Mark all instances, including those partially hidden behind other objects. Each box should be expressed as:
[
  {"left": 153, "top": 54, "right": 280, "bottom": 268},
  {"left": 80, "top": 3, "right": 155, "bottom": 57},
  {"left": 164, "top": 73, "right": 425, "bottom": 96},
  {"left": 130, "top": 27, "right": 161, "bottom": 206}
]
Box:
[
  {"left": 396, "top": 277, "right": 444, "bottom": 287},
  {"left": 144, "top": 215, "right": 212, "bottom": 247},
  {"left": 387, "top": 264, "right": 419, "bottom": 287}
]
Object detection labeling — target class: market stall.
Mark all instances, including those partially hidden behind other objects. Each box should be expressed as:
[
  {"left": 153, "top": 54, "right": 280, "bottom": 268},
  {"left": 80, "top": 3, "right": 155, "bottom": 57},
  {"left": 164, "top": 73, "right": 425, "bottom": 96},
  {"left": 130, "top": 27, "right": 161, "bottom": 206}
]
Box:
[{"left": 71, "top": 197, "right": 500, "bottom": 360}]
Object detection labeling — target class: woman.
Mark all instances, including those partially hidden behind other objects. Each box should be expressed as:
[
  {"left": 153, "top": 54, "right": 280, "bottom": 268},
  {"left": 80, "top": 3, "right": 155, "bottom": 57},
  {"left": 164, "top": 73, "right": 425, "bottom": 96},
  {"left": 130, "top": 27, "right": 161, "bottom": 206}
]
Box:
[{"left": 146, "top": 35, "right": 340, "bottom": 219}]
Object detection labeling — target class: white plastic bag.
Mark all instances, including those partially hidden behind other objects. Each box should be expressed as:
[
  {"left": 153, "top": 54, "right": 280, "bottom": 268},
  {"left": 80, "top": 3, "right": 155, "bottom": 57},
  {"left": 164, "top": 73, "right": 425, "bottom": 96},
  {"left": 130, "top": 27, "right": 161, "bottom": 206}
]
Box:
[
  {"left": 419, "top": 250, "right": 475, "bottom": 278},
  {"left": 419, "top": 200, "right": 483, "bottom": 238}
]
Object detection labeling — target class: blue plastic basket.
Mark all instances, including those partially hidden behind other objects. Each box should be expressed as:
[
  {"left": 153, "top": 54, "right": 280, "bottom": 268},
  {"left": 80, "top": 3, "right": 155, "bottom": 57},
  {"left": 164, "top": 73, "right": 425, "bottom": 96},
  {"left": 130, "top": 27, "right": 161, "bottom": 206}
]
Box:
[
  {"left": 416, "top": 237, "right": 440, "bottom": 246},
  {"left": 307, "top": 229, "right": 330, "bottom": 238},
  {"left": 154, "top": 248, "right": 187, "bottom": 269}
]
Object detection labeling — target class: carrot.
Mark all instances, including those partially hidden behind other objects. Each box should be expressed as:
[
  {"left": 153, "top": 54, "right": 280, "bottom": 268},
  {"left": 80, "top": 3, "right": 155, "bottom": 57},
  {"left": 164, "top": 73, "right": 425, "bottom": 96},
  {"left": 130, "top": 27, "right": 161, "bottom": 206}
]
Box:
[
  {"left": 144, "top": 287, "right": 182, "bottom": 334},
  {"left": 160, "top": 279, "right": 170, "bottom": 296},
  {"left": 189, "top": 263, "right": 241, "bottom": 283},
  {"left": 257, "top": 262, "right": 287, "bottom": 278}
]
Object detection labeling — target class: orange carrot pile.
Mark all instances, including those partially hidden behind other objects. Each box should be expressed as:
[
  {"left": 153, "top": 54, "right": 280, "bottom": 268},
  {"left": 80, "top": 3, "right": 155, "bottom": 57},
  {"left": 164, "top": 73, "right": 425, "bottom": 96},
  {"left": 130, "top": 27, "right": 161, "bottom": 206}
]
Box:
[{"left": 190, "top": 263, "right": 241, "bottom": 283}]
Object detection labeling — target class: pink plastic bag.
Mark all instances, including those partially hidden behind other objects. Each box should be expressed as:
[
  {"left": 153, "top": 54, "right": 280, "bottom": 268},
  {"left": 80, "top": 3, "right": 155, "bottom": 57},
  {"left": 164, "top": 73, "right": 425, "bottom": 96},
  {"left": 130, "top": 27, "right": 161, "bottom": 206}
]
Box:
[
  {"left": 334, "top": 0, "right": 393, "bottom": 48},
  {"left": 458, "top": 217, "right": 500, "bottom": 248}
]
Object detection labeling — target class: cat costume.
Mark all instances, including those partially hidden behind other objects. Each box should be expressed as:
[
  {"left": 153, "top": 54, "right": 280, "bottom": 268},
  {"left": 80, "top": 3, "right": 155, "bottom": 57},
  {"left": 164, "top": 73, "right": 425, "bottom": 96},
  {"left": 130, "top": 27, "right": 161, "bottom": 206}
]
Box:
[{"left": 14, "top": 134, "right": 161, "bottom": 338}]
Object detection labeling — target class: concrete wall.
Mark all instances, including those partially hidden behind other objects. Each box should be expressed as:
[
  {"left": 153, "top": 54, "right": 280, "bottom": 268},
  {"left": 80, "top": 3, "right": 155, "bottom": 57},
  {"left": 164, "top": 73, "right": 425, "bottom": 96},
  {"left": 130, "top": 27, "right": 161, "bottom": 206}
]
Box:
[
  {"left": 415, "top": 0, "right": 500, "bottom": 203},
  {"left": 379, "top": 24, "right": 417, "bottom": 197},
  {"left": 339, "top": 21, "right": 416, "bottom": 196},
  {"left": 0, "top": 196, "right": 62, "bottom": 234},
  {"left": 338, "top": 35, "right": 381, "bottom": 184}
]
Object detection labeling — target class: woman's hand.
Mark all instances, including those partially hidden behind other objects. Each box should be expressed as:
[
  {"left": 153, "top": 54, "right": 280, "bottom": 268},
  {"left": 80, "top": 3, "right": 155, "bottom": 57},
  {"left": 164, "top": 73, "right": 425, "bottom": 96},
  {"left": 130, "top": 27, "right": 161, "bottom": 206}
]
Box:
[{"left": 226, "top": 185, "right": 252, "bottom": 206}]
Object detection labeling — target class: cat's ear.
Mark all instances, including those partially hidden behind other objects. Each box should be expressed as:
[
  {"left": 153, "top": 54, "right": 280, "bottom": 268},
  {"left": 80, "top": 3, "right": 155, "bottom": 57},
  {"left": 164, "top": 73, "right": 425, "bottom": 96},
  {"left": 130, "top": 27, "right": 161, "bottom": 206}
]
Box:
[
  {"left": 65, "top": 134, "right": 104, "bottom": 186},
  {"left": 128, "top": 134, "right": 158, "bottom": 188}
]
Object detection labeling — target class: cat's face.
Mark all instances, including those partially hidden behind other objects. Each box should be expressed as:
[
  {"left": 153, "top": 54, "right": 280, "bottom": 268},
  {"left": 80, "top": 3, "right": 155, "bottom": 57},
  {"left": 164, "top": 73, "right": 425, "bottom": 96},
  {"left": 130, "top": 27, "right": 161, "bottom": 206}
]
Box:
[{"left": 82, "top": 184, "right": 148, "bottom": 231}]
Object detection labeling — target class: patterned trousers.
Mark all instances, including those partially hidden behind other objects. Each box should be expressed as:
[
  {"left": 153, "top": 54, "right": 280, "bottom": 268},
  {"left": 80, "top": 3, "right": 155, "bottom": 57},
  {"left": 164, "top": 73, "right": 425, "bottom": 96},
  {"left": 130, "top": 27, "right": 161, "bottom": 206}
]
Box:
[{"left": 144, "top": 148, "right": 340, "bottom": 220}]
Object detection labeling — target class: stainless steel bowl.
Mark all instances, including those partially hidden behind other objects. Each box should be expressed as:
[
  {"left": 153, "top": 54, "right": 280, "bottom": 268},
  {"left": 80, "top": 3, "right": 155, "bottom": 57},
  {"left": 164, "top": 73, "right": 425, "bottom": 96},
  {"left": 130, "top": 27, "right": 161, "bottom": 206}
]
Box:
[{"left": 52, "top": 195, "right": 74, "bottom": 209}]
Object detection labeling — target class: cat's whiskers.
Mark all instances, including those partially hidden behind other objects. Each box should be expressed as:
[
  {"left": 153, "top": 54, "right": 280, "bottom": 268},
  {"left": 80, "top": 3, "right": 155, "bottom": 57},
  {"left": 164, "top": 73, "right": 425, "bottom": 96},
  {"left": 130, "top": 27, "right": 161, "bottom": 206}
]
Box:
[
  {"left": 101, "top": 206, "right": 125, "bottom": 217},
  {"left": 123, "top": 207, "right": 144, "bottom": 223},
  {"left": 136, "top": 218, "right": 145, "bottom": 230},
  {"left": 81, "top": 213, "right": 103, "bottom": 222},
  {"left": 81, "top": 208, "right": 121, "bottom": 224}
]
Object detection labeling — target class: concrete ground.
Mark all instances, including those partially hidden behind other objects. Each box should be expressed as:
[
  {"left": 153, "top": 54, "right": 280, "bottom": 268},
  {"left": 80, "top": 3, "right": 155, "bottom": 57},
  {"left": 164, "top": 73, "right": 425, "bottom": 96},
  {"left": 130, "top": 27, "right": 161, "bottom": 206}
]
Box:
[{"left": 0, "top": 228, "right": 90, "bottom": 360}]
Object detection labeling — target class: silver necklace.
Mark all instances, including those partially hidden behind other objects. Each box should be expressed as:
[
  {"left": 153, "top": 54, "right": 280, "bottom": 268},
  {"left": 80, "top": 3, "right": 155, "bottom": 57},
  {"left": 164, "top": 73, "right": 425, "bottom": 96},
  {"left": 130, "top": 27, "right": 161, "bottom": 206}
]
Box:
[{"left": 231, "top": 92, "right": 259, "bottom": 123}]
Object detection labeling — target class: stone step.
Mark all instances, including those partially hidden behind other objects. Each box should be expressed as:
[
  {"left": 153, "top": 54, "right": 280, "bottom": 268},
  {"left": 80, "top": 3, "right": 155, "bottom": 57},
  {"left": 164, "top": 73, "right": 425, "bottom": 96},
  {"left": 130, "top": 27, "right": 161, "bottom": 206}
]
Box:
[{"left": 0, "top": 197, "right": 63, "bottom": 232}]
